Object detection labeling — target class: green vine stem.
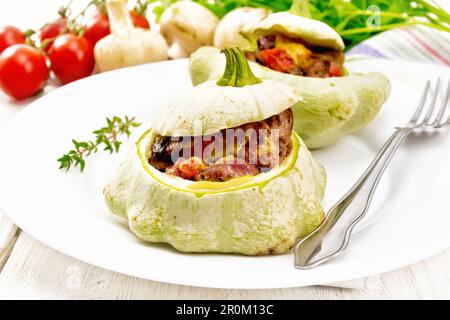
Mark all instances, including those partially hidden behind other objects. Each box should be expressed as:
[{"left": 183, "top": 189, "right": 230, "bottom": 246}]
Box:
[{"left": 217, "top": 47, "right": 262, "bottom": 87}]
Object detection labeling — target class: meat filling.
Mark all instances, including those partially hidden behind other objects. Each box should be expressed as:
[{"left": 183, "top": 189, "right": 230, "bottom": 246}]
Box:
[
  {"left": 246, "top": 34, "right": 345, "bottom": 78},
  {"left": 149, "top": 109, "right": 294, "bottom": 182}
]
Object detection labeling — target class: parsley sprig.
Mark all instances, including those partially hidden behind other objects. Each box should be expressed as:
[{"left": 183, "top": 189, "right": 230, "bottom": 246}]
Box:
[{"left": 58, "top": 116, "right": 141, "bottom": 172}]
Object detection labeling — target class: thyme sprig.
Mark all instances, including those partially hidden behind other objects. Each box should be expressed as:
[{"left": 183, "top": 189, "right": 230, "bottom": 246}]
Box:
[{"left": 58, "top": 116, "right": 141, "bottom": 172}]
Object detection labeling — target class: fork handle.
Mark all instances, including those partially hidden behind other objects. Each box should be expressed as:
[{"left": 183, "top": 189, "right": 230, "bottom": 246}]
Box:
[{"left": 295, "top": 127, "right": 412, "bottom": 268}]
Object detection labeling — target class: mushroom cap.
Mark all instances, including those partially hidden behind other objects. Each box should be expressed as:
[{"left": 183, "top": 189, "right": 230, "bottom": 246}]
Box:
[
  {"left": 160, "top": 1, "right": 219, "bottom": 54},
  {"left": 214, "top": 7, "right": 269, "bottom": 50},
  {"left": 94, "top": 29, "right": 168, "bottom": 72}
]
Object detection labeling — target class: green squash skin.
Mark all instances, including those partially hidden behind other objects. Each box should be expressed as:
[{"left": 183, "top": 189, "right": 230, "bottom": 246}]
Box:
[
  {"left": 189, "top": 47, "right": 391, "bottom": 149},
  {"left": 104, "top": 131, "right": 326, "bottom": 256}
]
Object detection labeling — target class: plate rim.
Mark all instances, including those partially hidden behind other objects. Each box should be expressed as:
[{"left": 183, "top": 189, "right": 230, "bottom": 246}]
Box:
[{"left": 0, "top": 57, "right": 449, "bottom": 289}]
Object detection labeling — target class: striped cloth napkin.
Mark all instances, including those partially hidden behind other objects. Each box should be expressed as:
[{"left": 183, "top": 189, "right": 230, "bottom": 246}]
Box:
[{"left": 347, "top": 26, "right": 450, "bottom": 67}]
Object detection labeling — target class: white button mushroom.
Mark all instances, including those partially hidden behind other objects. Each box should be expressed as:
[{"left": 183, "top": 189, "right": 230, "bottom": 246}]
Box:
[
  {"left": 94, "top": 0, "right": 169, "bottom": 72},
  {"left": 214, "top": 7, "right": 269, "bottom": 50},
  {"left": 160, "top": 1, "right": 219, "bottom": 58}
]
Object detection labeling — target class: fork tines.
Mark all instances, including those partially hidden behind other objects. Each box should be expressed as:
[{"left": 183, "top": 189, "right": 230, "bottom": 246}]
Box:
[{"left": 410, "top": 78, "right": 450, "bottom": 128}]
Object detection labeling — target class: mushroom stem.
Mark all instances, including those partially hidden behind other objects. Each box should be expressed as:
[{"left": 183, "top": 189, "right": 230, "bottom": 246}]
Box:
[
  {"left": 290, "top": 0, "right": 312, "bottom": 18},
  {"left": 217, "top": 47, "right": 262, "bottom": 87},
  {"left": 106, "top": 0, "right": 134, "bottom": 34}
]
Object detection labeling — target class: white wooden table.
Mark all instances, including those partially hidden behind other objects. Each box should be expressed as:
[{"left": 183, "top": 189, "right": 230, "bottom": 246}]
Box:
[{"left": 1, "top": 0, "right": 450, "bottom": 300}]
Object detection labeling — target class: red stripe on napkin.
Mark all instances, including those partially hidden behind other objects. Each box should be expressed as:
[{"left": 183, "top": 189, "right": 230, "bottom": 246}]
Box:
[{"left": 403, "top": 29, "right": 450, "bottom": 66}]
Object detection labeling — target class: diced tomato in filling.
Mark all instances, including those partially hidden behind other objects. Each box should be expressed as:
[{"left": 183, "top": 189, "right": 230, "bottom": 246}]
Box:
[
  {"left": 149, "top": 109, "right": 295, "bottom": 182},
  {"left": 329, "top": 61, "right": 343, "bottom": 77},
  {"left": 178, "top": 157, "right": 206, "bottom": 179},
  {"left": 166, "top": 157, "right": 206, "bottom": 180},
  {"left": 259, "top": 48, "right": 297, "bottom": 74},
  {"left": 251, "top": 35, "right": 345, "bottom": 78}
]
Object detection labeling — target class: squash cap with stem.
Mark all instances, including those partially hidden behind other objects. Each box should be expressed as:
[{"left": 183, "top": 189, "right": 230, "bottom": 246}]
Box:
[
  {"left": 241, "top": 0, "right": 345, "bottom": 51},
  {"left": 153, "top": 47, "right": 302, "bottom": 137}
]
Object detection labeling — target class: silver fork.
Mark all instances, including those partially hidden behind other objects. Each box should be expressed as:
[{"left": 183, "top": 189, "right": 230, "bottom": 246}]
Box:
[{"left": 295, "top": 78, "right": 450, "bottom": 269}]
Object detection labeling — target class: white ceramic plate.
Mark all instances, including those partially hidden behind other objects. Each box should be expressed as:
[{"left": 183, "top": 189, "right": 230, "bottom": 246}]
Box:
[{"left": 0, "top": 58, "right": 448, "bottom": 289}]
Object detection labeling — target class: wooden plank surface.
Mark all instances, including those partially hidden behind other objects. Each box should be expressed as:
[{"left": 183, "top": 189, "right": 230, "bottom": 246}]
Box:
[
  {"left": 0, "top": 211, "right": 18, "bottom": 272},
  {"left": 1, "top": 232, "right": 450, "bottom": 299}
]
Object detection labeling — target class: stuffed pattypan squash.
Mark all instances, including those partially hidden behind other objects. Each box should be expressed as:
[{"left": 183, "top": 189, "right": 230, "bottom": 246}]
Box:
[
  {"left": 189, "top": 0, "right": 391, "bottom": 149},
  {"left": 104, "top": 48, "right": 326, "bottom": 255}
]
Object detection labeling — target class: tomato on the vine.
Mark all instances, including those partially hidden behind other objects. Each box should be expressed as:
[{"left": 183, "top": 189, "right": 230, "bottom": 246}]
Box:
[
  {"left": 0, "top": 44, "right": 48, "bottom": 100},
  {"left": 83, "top": 9, "right": 150, "bottom": 45},
  {"left": 48, "top": 34, "right": 94, "bottom": 84},
  {"left": 0, "top": 26, "right": 25, "bottom": 54},
  {"left": 83, "top": 11, "right": 110, "bottom": 45},
  {"left": 129, "top": 10, "right": 150, "bottom": 29},
  {"left": 40, "top": 18, "right": 68, "bottom": 52}
]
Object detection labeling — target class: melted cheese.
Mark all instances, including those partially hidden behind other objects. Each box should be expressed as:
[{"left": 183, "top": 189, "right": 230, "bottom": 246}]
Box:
[
  {"left": 275, "top": 36, "right": 312, "bottom": 65},
  {"left": 187, "top": 175, "right": 254, "bottom": 191}
]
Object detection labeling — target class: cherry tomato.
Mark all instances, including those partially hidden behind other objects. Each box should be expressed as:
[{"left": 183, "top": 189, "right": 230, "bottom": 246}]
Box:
[
  {"left": 48, "top": 34, "right": 94, "bottom": 84},
  {"left": 129, "top": 10, "right": 150, "bottom": 29},
  {"left": 0, "top": 44, "right": 48, "bottom": 100},
  {"left": 83, "top": 11, "right": 110, "bottom": 45},
  {"left": 40, "top": 18, "right": 68, "bottom": 52},
  {"left": 0, "top": 26, "right": 25, "bottom": 54}
]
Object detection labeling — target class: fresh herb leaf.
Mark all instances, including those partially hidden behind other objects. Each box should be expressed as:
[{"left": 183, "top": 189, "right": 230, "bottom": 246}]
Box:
[
  {"left": 148, "top": 0, "right": 178, "bottom": 22},
  {"left": 58, "top": 116, "right": 141, "bottom": 172}
]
